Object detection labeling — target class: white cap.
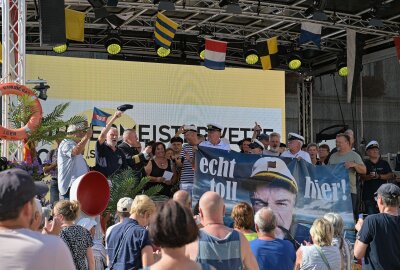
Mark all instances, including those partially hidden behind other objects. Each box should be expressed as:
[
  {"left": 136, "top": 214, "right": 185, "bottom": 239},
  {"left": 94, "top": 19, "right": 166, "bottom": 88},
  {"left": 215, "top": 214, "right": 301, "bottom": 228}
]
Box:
[
  {"left": 206, "top": 123, "right": 224, "bottom": 132},
  {"left": 287, "top": 132, "right": 305, "bottom": 143},
  {"left": 249, "top": 139, "right": 265, "bottom": 150},
  {"left": 251, "top": 157, "right": 298, "bottom": 193},
  {"left": 77, "top": 218, "right": 97, "bottom": 231},
  {"left": 117, "top": 197, "right": 133, "bottom": 212},
  {"left": 366, "top": 140, "right": 379, "bottom": 150},
  {"left": 183, "top": 124, "right": 197, "bottom": 133}
]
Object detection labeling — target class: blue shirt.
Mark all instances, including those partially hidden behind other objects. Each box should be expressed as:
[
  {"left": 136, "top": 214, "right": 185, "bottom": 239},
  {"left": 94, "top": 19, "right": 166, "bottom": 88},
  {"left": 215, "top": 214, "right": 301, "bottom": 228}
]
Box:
[
  {"left": 106, "top": 218, "right": 151, "bottom": 270},
  {"left": 250, "top": 238, "right": 295, "bottom": 270}
]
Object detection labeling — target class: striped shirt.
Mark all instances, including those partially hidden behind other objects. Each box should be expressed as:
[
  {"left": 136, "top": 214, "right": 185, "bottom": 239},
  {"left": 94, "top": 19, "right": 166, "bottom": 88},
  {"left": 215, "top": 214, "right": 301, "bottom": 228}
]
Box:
[
  {"left": 180, "top": 144, "right": 195, "bottom": 185},
  {"left": 196, "top": 229, "right": 243, "bottom": 270}
]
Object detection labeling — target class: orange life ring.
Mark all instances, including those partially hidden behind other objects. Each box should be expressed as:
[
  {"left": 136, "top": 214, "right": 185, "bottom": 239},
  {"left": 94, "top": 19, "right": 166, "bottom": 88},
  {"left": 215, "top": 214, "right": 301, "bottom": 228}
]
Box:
[{"left": 0, "top": 83, "right": 43, "bottom": 141}]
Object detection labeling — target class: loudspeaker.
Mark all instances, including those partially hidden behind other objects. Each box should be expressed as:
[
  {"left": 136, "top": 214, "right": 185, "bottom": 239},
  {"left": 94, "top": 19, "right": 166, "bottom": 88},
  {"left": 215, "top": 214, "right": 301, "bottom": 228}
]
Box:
[{"left": 39, "top": 0, "right": 66, "bottom": 46}]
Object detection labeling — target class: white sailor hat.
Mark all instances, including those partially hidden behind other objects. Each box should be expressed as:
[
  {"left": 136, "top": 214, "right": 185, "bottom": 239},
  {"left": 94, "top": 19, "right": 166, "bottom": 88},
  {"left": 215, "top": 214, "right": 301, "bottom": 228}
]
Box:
[
  {"left": 206, "top": 123, "right": 224, "bottom": 132},
  {"left": 366, "top": 140, "right": 379, "bottom": 150},
  {"left": 249, "top": 139, "right": 265, "bottom": 150},
  {"left": 183, "top": 124, "right": 197, "bottom": 133},
  {"left": 250, "top": 157, "right": 298, "bottom": 193},
  {"left": 287, "top": 132, "right": 305, "bottom": 143}
]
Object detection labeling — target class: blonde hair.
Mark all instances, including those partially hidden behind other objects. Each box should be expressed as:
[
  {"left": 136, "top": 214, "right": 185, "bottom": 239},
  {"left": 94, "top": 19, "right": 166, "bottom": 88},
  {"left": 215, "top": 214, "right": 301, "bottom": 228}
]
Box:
[
  {"left": 54, "top": 200, "right": 80, "bottom": 221},
  {"left": 130, "top": 195, "right": 156, "bottom": 216},
  {"left": 324, "top": 212, "right": 344, "bottom": 237},
  {"left": 310, "top": 217, "right": 334, "bottom": 246}
]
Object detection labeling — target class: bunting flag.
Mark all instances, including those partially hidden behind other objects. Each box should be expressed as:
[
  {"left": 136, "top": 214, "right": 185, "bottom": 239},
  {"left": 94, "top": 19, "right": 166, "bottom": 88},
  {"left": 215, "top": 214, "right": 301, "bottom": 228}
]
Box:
[
  {"left": 65, "top": 9, "right": 86, "bottom": 42},
  {"left": 204, "top": 38, "right": 228, "bottom": 70},
  {"left": 91, "top": 107, "right": 111, "bottom": 127},
  {"left": 394, "top": 36, "right": 400, "bottom": 63},
  {"left": 346, "top": 29, "right": 365, "bottom": 103},
  {"left": 299, "top": 22, "right": 322, "bottom": 49},
  {"left": 257, "top": 37, "right": 279, "bottom": 70},
  {"left": 154, "top": 12, "right": 178, "bottom": 49}
]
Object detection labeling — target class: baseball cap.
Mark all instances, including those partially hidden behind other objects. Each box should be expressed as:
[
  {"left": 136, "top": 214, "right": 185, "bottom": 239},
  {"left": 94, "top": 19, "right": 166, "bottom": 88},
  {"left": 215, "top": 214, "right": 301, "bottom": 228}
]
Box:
[
  {"left": 117, "top": 197, "right": 134, "bottom": 212},
  {"left": 287, "top": 132, "right": 305, "bottom": 143},
  {"left": 183, "top": 124, "right": 197, "bottom": 133},
  {"left": 375, "top": 183, "right": 400, "bottom": 199},
  {"left": 249, "top": 139, "right": 265, "bottom": 150},
  {"left": 366, "top": 140, "right": 379, "bottom": 150},
  {"left": 258, "top": 133, "right": 269, "bottom": 141},
  {"left": 250, "top": 157, "right": 298, "bottom": 194},
  {"left": 77, "top": 217, "right": 97, "bottom": 231},
  {"left": 206, "top": 123, "right": 223, "bottom": 132},
  {"left": 0, "top": 168, "right": 49, "bottom": 215}
]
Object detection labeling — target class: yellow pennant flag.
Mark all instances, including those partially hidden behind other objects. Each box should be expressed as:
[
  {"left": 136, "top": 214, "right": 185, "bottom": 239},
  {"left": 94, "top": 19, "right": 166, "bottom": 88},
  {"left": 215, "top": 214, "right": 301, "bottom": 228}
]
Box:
[{"left": 65, "top": 9, "right": 85, "bottom": 42}]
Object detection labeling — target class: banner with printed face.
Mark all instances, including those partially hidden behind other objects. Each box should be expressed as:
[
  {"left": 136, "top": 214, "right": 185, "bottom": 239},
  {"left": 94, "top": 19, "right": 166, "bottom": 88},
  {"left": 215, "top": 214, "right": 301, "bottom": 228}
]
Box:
[
  {"left": 26, "top": 54, "right": 285, "bottom": 166},
  {"left": 193, "top": 146, "right": 355, "bottom": 244}
]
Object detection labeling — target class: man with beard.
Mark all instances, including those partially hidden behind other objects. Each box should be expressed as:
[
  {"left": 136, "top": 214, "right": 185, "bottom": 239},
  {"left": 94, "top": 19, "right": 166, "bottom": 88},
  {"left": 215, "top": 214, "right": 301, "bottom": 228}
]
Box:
[
  {"left": 268, "top": 132, "right": 281, "bottom": 156},
  {"left": 95, "top": 111, "right": 127, "bottom": 178},
  {"left": 118, "top": 128, "right": 152, "bottom": 180},
  {"left": 247, "top": 157, "right": 309, "bottom": 247}
]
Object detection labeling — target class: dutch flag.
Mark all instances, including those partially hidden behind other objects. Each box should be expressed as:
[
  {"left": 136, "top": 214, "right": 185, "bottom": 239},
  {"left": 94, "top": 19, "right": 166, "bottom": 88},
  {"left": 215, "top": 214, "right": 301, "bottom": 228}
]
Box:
[{"left": 204, "top": 38, "right": 228, "bottom": 70}]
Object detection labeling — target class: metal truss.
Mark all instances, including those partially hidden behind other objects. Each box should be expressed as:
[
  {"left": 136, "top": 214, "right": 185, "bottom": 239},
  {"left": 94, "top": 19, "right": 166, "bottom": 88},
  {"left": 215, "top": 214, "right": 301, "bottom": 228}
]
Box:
[
  {"left": 298, "top": 79, "right": 313, "bottom": 143},
  {"left": 16, "top": 1, "right": 399, "bottom": 70},
  {"left": 1, "top": 0, "right": 26, "bottom": 159}
]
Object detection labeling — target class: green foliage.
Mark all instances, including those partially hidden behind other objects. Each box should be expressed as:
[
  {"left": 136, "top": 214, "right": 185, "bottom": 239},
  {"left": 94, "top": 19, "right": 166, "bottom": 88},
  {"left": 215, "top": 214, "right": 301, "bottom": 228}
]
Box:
[
  {"left": 107, "top": 168, "right": 164, "bottom": 214},
  {"left": 9, "top": 95, "right": 87, "bottom": 145}
]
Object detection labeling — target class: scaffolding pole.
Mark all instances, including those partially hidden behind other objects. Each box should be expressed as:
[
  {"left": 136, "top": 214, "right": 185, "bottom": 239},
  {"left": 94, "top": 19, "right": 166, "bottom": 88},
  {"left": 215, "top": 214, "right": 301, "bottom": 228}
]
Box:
[{"left": 1, "top": 0, "right": 26, "bottom": 160}]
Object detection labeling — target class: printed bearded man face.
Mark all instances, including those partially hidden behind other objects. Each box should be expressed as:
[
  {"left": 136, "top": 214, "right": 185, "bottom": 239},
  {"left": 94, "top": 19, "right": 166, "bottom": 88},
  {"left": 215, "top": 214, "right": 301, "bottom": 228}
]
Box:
[{"left": 249, "top": 157, "right": 298, "bottom": 239}]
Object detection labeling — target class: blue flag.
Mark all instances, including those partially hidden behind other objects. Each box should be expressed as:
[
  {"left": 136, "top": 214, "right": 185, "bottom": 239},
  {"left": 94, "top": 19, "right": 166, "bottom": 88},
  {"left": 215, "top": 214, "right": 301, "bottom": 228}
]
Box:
[
  {"left": 91, "top": 107, "right": 111, "bottom": 127},
  {"left": 299, "top": 22, "right": 322, "bottom": 49}
]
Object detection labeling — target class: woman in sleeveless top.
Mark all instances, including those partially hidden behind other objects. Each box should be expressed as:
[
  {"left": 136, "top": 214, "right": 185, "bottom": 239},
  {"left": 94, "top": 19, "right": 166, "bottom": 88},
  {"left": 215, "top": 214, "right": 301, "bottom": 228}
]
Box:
[
  {"left": 295, "top": 217, "right": 341, "bottom": 270},
  {"left": 139, "top": 200, "right": 215, "bottom": 270},
  {"left": 144, "top": 142, "right": 177, "bottom": 197},
  {"left": 231, "top": 202, "right": 258, "bottom": 241},
  {"left": 324, "top": 213, "right": 353, "bottom": 270}
]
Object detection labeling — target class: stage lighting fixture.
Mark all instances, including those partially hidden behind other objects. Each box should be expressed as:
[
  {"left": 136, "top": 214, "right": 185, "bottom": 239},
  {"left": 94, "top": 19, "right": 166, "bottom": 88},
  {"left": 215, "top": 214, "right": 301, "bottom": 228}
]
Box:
[
  {"left": 156, "top": 45, "right": 171, "bottom": 57},
  {"left": 52, "top": 44, "right": 68, "bottom": 54},
  {"left": 337, "top": 59, "right": 348, "bottom": 77},
  {"left": 219, "top": 0, "right": 242, "bottom": 14},
  {"left": 34, "top": 83, "right": 50, "bottom": 101},
  {"left": 154, "top": 0, "right": 175, "bottom": 11},
  {"left": 105, "top": 33, "right": 123, "bottom": 55},
  {"left": 244, "top": 38, "right": 259, "bottom": 65},
  {"left": 288, "top": 54, "right": 302, "bottom": 70},
  {"left": 245, "top": 49, "right": 259, "bottom": 65},
  {"left": 198, "top": 44, "right": 205, "bottom": 60}
]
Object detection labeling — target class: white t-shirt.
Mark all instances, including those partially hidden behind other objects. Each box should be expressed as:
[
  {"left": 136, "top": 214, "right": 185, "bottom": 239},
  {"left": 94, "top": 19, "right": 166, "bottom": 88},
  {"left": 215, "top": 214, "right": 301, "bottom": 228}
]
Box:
[
  {"left": 199, "top": 140, "right": 231, "bottom": 151},
  {"left": 0, "top": 228, "right": 75, "bottom": 270},
  {"left": 281, "top": 150, "right": 312, "bottom": 163}
]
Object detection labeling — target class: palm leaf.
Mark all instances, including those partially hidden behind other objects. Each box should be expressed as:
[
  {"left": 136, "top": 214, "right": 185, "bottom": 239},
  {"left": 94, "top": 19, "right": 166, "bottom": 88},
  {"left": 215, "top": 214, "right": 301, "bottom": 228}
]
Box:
[{"left": 106, "top": 169, "right": 162, "bottom": 214}]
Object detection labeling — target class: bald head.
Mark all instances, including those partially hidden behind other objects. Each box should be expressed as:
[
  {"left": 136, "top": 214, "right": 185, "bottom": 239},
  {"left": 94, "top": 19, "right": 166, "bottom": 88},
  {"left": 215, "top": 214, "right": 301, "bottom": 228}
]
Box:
[
  {"left": 173, "top": 190, "right": 191, "bottom": 209},
  {"left": 254, "top": 207, "right": 277, "bottom": 234},
  {"left": 199, "top": 191, "right": 225, "bottom": 220}
]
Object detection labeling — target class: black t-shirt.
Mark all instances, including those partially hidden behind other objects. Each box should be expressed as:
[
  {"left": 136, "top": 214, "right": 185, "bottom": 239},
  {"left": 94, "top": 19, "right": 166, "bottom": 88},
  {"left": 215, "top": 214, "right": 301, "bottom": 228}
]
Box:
[
  {"left": 363, "top": 159, "right": 392, "bottom": 201},
  {"left": 358, "top": 213, "right": 400, "bottom": 270},
  {"left": 95, "top": 140, "right": 126, "bottom": 178}
]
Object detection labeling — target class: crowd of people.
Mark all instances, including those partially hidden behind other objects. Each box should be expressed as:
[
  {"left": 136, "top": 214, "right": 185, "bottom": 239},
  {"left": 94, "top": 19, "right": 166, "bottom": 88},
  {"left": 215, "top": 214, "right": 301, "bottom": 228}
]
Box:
[{"left": 1, "top": 109, "right": 399, "bottom": 270}]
